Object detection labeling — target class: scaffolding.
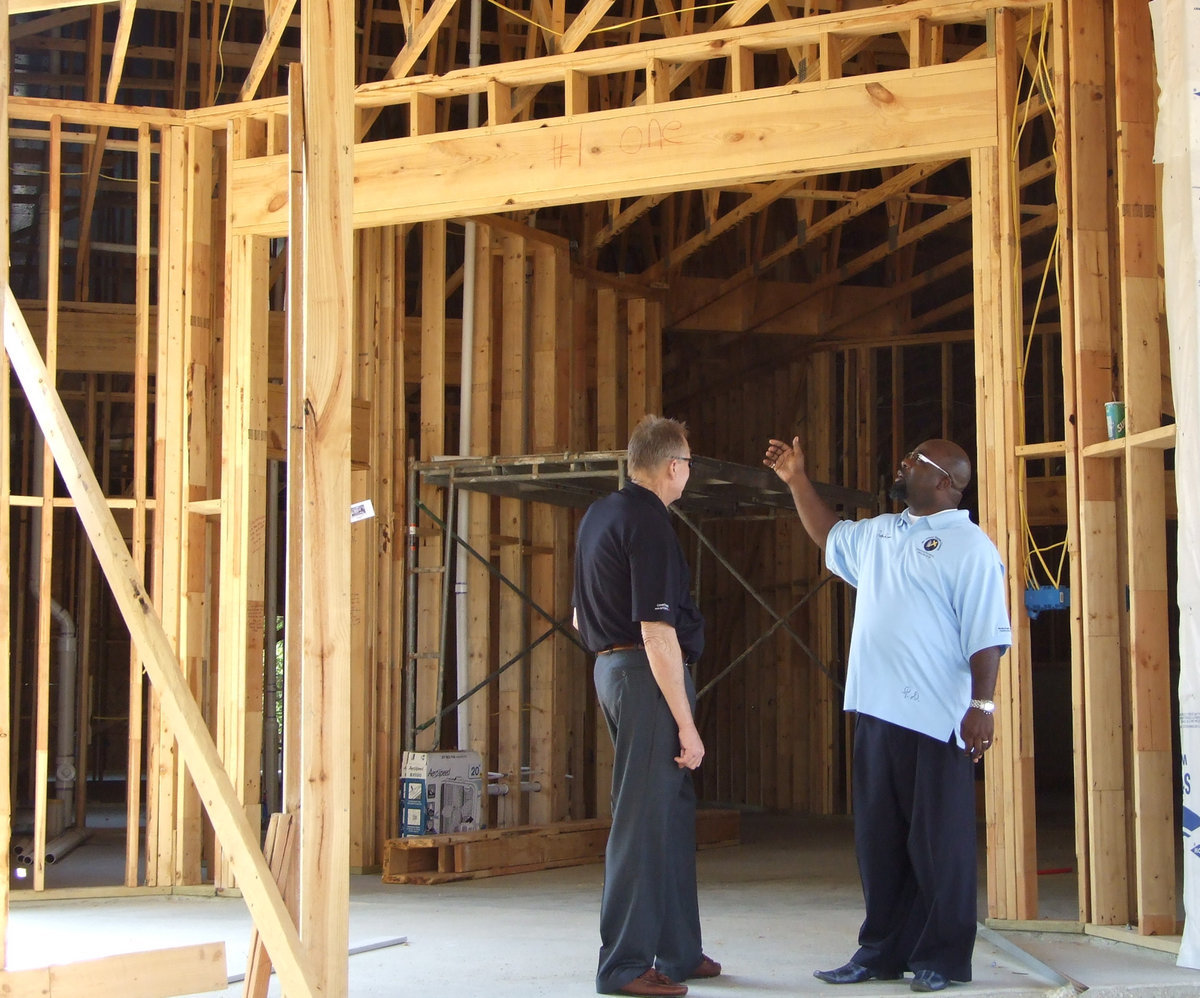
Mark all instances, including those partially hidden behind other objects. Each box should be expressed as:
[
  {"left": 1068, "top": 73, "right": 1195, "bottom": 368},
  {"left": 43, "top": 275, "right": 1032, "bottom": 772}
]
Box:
[{"left": 405, "top": 450, "right": 877, "bottom": 750}]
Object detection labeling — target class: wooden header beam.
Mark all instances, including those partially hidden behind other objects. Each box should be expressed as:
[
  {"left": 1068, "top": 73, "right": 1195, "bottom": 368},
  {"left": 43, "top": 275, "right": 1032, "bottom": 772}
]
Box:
[{"left": 230, "top": 60, "right": 999, "bottom": 235}]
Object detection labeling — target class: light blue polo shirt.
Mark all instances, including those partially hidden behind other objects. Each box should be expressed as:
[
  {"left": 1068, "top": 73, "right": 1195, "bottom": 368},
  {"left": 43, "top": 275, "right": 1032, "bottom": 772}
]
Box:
[{"left": 825, "top": 507, "right": 1011, "bottom": 747}]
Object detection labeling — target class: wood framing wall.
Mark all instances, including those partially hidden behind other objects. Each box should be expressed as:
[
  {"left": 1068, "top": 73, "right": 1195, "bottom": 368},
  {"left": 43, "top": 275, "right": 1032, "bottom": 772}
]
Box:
[{"left": 1, "top": 10, "right": 1183, "bottom": 996}]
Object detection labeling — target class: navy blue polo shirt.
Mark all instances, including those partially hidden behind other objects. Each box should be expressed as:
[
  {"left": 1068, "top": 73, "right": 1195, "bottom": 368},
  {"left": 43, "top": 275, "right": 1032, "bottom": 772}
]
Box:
[{"left": 573, "top": 482, "right": 704, "bottom": 662}]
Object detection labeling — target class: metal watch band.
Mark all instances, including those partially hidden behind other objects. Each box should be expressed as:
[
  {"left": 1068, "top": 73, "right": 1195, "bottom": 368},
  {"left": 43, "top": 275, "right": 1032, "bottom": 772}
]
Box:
[{"left": 969, "top": 698, "right": 996, "bottom": 714}]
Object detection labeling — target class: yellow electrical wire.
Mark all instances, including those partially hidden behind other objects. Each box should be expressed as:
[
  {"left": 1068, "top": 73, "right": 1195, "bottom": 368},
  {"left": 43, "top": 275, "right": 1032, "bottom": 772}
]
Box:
[
  {"left": 16, "top": 168, "right": 152, "bottom": 184},
  {"left": 1013, "top": 5, "right": 1068, "bottom": 596},
  {"left": 215, "top": 0, "right": 237, "bottom": 102}
]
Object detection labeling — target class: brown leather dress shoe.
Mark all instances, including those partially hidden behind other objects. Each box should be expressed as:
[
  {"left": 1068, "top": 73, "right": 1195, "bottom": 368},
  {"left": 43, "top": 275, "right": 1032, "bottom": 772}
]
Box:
[
  {"left": 616, "top": 968, "right": 688, "bottom": 997},
  {"left": 689, "top": 954, "right": 722, "bottom": 979}
]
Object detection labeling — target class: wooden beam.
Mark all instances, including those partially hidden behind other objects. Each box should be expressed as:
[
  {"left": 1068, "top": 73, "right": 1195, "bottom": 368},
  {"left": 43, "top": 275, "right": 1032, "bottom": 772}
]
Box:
[
  {"left": 4, "top": 290, "right": 318, "bottom": 997},
  {"left": 1113, "top": 0, "right": 1174, "bottom": 936},
  {"left": 297, "top": 0, "right": 355, "bottom": 994},
  {"left": 416, "top": 220, "right": 447, "bottom": 753},
  {"left": 125, "top": 121, "right": 153, "bottom": 887},
  {"left": 497, "top": 233, "right": 529, "bottom": 826},
  {"left": 104, "top": 0, "right": 138, "bottom": 103},
  {"left": 8, "top": 0, "right": 113, "bottom": 12},
  {"left": 1065, "top": 0, "right": 1127, "bottom": 927},
  {"left": 239, "top": 0, "right": 298, "bottom": 101},
  {"left": 230, "top": 60, "right": 1001, "bottom": 235},
  {"left": 0, "top": 943, "right": 228, "bottom": 998},
  {"left": 974, "top": 8, "right": 1037, "bottom": 922},
  {"left": 217, "top": 228, "right": 270, "bottom": 890}
]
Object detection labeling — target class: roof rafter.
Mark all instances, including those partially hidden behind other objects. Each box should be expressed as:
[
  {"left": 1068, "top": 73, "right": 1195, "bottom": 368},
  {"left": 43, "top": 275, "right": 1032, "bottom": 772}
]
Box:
[
  {"left": 744, "top": 153, "right": 1056, "bottom": 334},
  {"left": 240, "top": 0, "right": 298, "bottom": 101}
]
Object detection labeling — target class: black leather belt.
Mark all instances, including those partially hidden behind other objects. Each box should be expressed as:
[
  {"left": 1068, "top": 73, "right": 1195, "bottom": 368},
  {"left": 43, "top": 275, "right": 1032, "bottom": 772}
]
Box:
[{"left": 598, "top": 643, "right": 644, "bottom": 655}]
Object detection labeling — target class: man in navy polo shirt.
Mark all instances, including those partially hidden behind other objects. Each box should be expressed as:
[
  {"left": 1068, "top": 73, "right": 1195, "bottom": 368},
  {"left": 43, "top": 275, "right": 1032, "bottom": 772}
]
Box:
[
  {"left": 574, "top": 414, "right": 720, "bottom": 998},
  {"left": 764, "top": 435, "right": 1011, "bottom": 994}
]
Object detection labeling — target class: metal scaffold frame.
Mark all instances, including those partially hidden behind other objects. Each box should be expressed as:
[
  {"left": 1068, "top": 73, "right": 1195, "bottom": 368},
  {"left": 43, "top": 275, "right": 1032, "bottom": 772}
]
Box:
[{"left": 404, "top": 451, "right": 876, "bottom": 750}]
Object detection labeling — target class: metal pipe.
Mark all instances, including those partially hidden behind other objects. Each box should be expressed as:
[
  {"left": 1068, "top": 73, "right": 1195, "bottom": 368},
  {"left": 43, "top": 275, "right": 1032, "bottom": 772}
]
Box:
[
  {"left": 31, "top": 437, "right": 80, "bottom": 823},
  {"left": 454, "top": 0, "right": 484, "bottom": 750},
  {"left": 404, "top": 460, "right": 420, "bottom": 750}
]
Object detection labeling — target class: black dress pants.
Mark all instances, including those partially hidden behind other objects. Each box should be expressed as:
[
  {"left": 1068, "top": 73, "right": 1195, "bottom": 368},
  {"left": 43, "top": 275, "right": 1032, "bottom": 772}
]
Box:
[
  {"left": 850, "top": 713, "right": 977, "bottom": 983},
  {"left": 594, "top": 650, "right": 701, "bottom": 994}
]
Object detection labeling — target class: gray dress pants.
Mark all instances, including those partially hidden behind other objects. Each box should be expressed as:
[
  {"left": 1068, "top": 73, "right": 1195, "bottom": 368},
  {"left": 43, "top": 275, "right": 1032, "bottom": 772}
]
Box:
[{"left": 594, "top": 649, "right": 702, "bottom": 994}]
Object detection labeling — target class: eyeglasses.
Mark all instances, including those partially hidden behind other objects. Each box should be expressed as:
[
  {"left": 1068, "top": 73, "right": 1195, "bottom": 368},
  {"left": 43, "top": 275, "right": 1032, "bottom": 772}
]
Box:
[
  {"left": 672, "top": 455, "right": 694, "bottom": 468},
  {"left": 908, "top": 450, "right": 953, "bottom": 483}
]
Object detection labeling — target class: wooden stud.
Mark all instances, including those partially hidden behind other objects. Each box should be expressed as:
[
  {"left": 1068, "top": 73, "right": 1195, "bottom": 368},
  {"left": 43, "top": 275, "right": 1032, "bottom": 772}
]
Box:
[
  {"left": 125, "top": 122, "right": 153, "bottom": 887},
  {"left": 217, "top": 220, "right": 270, "bottom": 890},
  {"left": 1112, "top": 0, "right": 1174, "bottom": 936},
  {"left": 1061, "top": 0, "right": 1128, "bottom": 926},
  {"left": 30, "top": 114, "right": 61, "bottom": 893},
  {"left": 386, "top": 224, "right": 410, "bottom": 840},
  {"left": 296, "top": 0, "right": 355, "bottom": 988},
  {"left": 466, "top": 224, "right": 496, "bottom": 791},
  {"left": 416, "top": 220, "right": 447, "bottom": 753},
  {"left": 498, "top": 233, "right": 529, "bottom": 826},
  {"left": 596, "top": 288, "right": 622, "bottom": 449},
  {"left": 529, "top": 242, "right": 567, "bottom": 824}
]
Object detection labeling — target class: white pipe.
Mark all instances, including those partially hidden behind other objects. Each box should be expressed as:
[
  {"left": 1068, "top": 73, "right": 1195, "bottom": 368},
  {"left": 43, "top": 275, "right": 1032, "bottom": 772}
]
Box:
[
  {"left": 45, "top": 826, "right": 91, "bottom": 864},
  {"left": 454, "top": 0, "right": 484, "bottom": 750},
  {"left": 30, "top": 438, "right": 79, "bottom": 822}
]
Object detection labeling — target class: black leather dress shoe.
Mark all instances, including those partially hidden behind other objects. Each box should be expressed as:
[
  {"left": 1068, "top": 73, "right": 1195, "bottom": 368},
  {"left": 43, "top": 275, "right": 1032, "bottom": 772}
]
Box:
[
  {"left": 910, "top": 969, "right": 949, "bottom": 992},
  {"left": 813, "top": 961, "right": 903, "bottom": 985}
]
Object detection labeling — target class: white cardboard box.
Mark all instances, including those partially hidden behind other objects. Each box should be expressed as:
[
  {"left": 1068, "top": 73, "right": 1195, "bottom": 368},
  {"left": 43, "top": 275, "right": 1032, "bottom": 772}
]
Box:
[{"left": 400, "top": 750, "right": 484, "bottom": 836}]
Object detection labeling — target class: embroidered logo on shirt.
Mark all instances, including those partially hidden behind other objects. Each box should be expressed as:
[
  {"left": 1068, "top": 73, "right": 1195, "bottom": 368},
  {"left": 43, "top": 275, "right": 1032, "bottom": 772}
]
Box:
[
  {"left": 654, "top": 602, "right": 670, "bottom": 611},
  {"left": 922, "top": 537, "right": 941, "bottom": 552}
]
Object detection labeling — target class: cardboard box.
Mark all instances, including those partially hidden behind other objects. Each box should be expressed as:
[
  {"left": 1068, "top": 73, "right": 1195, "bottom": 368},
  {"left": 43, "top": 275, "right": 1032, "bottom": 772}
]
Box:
[{"left": 400, "top": 750, "right": 484, "bottom": 836}]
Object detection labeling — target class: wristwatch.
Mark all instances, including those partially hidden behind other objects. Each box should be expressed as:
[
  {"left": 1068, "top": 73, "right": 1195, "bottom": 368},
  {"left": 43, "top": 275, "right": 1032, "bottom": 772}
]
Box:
[{"left": 969, "top": 698, "right": 996, "bottom": 714}]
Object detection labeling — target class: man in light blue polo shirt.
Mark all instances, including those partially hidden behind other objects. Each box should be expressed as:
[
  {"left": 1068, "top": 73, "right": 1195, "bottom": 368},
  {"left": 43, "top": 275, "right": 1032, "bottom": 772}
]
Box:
[{"left": 764, "top": 435, "right": 1011, "bottom": 994}]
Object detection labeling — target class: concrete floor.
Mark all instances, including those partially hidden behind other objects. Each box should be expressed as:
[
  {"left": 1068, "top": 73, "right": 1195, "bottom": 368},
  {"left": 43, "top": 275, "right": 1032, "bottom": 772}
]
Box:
[{"left": 8, "top": 814, "right": 1200, "bottom": 997}]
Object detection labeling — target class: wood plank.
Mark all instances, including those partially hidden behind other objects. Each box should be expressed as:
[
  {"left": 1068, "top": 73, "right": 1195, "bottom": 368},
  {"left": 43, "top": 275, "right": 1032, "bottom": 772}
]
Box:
[
  {"left": 1064, "top": 0, "right": 1128, "bottom": 926},
  {"left": 217, "top": 230, "right": 270, "bottom": 891},
  {"left": 498, "top": 233, "right": 529, "bottom": 827},
  {"left": 1112, "top": 0, "right": 1174, "bottom": 936},
  {"left": 296, "top": 0, "right": 355, "bottom": 991},
  {"left": 0, "top": 943, "right": 228, "bottom": 998},
  {"left": 529, "top": 243, "right": 566, "bottom": 824},
  {"left": 30, "top": 114, "right": 60, "bottom": 893},
  {"left": 125, "top": 122, "right": 153, "bottom": 887},
  {"left": 382, "top": 810, "right": 739, "bottom": 883},
  {"left": 595, "top": 287, "right": 621, "bottom": 449},
  {"left": 239, "top": 0, "right": 298, "bottom": 101},
  {"left": 416, "top": 220, "right": 447, "bottom": 752},
  {"left": 229, "top": 61, "right": 1001, "bottom": 235},
  {"left": 146, "top": 124, "right": 189, "bottom": 887},
  {"left": 973, "top": 130, "right": 1041, "bottom": 921},
  {"left": 1047, "top": 0, "right": 1088, "bottom": 922},
  {"left": 243, "top": 813, "right": 297, "bottom": 998},
  {"left": 104, "top": 0, "right": 137, "bottom": 103},
  {"left": 465, "top": 225, "right": 495, "bottom": 790}
]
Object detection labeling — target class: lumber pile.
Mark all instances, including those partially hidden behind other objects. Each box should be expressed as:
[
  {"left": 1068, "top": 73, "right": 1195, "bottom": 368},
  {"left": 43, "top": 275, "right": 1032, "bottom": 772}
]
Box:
[{"left": 382, "top": 808, "right": 740, "bottom": 885}]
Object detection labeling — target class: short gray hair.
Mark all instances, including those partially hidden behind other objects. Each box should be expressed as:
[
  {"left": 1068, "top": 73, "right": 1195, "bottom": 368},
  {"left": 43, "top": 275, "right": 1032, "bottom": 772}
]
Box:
[{"left": 627, "top": 414, "right": 689, "bottom": 476}]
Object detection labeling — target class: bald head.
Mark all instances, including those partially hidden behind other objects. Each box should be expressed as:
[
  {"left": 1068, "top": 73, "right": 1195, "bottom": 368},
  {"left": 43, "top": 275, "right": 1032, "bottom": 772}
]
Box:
[{"left": 920, "top": 439, "right": 971, "bottom": 493}]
